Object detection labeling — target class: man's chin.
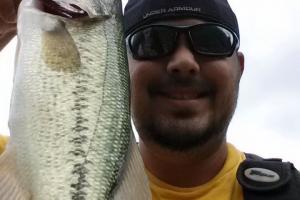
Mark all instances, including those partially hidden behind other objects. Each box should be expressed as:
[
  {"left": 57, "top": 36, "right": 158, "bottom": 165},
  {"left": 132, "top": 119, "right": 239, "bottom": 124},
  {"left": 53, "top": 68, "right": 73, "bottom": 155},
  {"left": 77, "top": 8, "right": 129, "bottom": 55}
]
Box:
[{"left": 139, "top": 118, "right": 226, "bottom": 152}]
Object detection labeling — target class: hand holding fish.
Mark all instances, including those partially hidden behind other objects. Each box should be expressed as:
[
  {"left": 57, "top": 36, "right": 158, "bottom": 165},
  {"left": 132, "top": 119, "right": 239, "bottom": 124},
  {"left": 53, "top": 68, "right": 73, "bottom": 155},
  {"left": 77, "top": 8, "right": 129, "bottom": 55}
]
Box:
[{"left": 0, "top": 0, "right": 21, "bottom": 50}]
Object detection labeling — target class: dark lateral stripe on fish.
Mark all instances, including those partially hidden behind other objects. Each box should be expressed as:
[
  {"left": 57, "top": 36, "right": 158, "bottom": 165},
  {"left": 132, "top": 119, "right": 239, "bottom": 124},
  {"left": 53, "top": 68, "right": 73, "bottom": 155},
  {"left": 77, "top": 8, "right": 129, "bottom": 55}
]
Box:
[
  {"left": 69, "top": 76, "right": 93, "bottom": 200},
  {"left": 71, "top": 162, "right": 91, "bottom": 200}
]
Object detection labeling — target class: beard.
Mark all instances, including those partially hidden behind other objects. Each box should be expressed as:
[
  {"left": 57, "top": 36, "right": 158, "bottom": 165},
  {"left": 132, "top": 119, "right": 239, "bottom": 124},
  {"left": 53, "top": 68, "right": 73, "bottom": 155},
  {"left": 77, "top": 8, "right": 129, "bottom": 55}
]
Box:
[{"left": 133, "top": 88, "right": 239, "bottom": 152}]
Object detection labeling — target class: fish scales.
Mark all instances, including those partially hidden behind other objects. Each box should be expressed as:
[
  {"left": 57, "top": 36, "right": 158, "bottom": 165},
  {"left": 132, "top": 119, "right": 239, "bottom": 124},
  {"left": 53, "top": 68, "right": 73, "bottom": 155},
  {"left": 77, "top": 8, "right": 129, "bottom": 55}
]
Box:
[{"left": 0, "top": 0, "right": 151, "bottom": 199}]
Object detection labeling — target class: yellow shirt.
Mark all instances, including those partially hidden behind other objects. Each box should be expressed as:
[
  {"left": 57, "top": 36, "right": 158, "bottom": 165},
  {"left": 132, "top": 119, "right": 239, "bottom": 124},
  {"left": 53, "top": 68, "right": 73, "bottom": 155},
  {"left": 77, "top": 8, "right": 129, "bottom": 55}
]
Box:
[
  {"left": 0, "top": 134, "right": 9, "bottom": 154},
  {"left": 147, "top": 143, "right": 246, "bottom": 200}
]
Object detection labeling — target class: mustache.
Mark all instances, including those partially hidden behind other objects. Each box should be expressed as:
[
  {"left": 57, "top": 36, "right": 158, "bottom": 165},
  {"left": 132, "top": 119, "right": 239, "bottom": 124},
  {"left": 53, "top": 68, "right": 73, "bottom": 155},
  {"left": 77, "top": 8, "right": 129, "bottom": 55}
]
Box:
[{"left": 149, "top": 75, "right": 215, "bottom": 94}]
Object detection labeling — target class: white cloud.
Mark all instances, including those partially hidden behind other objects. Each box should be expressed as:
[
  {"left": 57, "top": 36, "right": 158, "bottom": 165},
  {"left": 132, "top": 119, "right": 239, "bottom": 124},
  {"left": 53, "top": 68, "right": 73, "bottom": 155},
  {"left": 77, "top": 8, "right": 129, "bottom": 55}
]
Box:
[{"left": 228, "top": 0, "right": 300, "bottom": 167}]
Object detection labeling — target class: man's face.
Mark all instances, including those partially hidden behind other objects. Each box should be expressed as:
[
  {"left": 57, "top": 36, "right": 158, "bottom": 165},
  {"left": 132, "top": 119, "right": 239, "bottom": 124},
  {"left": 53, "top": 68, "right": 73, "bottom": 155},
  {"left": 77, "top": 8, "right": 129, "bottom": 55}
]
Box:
[{"left": 127, "top": 19, "right": 244, "bottom": 152}]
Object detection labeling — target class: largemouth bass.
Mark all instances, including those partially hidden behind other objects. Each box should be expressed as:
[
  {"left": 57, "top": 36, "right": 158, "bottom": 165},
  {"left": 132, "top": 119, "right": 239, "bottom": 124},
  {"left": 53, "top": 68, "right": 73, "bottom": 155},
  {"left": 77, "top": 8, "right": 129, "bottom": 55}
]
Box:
[{"left": 0, "top": 0, "right": 151, "bottom": 199}]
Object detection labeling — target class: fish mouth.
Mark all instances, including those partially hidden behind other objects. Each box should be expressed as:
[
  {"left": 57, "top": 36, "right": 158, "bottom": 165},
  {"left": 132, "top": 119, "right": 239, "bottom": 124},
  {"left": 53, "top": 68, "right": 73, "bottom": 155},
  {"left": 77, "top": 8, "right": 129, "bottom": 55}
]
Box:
[{"left": 35, "top": 0, "right": 88, "bottom": 19}]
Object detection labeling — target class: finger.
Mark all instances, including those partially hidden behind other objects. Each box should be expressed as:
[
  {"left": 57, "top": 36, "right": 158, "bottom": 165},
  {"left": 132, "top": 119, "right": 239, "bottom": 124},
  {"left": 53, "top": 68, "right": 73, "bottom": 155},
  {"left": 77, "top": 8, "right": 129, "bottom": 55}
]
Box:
[
  {"left": 0, "top": 15, "right": 16, "bottom": 32},
  {"left": 0, "top": 0, "right": 19, "bottom": 23},
  {"left": 0, "top": 28, "right": 16, "bottom": 51}
]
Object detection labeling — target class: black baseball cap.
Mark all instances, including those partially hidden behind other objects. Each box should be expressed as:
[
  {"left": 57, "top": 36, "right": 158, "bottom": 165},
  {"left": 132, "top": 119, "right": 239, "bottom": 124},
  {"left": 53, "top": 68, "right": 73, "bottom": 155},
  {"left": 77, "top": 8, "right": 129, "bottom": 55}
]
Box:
[{"left": 123, "top": 0, "right": 239, "bottom": 39}]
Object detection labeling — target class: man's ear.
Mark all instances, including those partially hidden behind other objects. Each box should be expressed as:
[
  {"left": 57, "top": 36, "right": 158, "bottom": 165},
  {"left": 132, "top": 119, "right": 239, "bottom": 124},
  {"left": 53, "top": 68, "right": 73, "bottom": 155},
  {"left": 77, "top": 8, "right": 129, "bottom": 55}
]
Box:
[{"left": 237, "top": 51, "right": 244, "bottom": 75}]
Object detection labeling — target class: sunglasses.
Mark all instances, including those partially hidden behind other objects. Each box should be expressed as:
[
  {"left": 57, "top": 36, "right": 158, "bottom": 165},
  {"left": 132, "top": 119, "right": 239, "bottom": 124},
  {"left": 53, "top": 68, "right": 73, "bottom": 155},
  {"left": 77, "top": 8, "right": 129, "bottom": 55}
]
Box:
[{"left": 127, "top": 23, "right": 240, "bottom": 60}]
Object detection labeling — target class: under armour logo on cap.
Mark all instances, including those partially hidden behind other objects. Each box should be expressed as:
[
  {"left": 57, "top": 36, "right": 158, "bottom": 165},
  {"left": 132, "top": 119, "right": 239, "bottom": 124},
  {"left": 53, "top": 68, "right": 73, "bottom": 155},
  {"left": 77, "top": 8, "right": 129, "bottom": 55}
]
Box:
[{"left": 123, "top": 0, "right": 239, "bottom": 38}]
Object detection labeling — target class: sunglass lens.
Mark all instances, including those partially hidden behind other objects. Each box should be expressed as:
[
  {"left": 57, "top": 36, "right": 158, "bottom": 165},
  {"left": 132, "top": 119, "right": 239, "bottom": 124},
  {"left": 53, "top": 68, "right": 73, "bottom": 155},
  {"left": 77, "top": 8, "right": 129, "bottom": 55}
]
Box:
[
  {"left": 129, "top": 26, "right": 177, "bottom": 59},
  {"left": 190, "top": 25, "right": 235, "bottom": 56}
]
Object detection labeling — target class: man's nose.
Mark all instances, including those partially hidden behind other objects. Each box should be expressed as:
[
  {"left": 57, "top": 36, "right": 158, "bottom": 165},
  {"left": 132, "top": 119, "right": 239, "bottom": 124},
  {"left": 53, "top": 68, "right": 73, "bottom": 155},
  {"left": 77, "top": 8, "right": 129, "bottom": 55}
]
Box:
[{"left": 166, "top": 35, "right": 200, "bottom": 77}]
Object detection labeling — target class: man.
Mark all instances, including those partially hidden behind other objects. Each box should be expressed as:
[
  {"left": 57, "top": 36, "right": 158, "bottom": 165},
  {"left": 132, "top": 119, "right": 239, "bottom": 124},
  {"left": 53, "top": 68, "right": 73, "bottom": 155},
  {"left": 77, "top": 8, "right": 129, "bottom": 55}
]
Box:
[
  {"left": 0, "top": 0, "right": 299, "bottom": 199},
  {"left": 123, "top": 0, "right": 245, "bottom": 199},
  {"left": 123, "top": 0, "right": 300, "bottom": 199}
]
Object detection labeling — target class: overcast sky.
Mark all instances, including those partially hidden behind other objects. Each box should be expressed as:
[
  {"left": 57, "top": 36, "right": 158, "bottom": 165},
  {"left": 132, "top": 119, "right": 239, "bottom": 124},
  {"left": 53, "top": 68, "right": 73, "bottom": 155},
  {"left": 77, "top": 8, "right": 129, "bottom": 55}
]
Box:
[{"left": 0, "top": 0, "right": 299, "bottom": 167}]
